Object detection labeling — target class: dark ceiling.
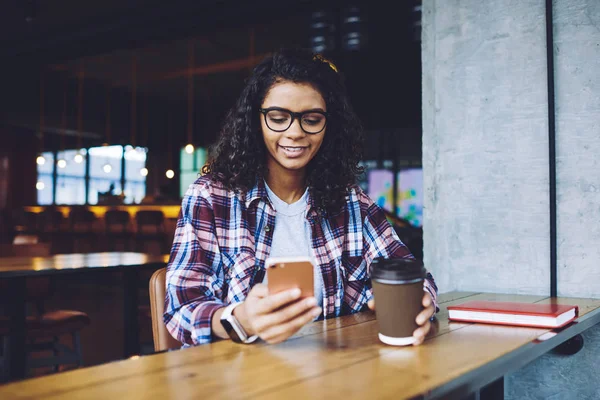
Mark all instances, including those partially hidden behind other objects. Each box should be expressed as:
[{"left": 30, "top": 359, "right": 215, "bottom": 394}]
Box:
[{"left": 1, "top": 0, "right": 423, "bottom": 161}]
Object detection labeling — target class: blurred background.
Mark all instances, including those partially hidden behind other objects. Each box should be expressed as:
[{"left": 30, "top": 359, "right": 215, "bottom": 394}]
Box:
[
  {"left": 0, "top": 0, "right": 428, "bottom": 374},
  {"left": 1, "top": 0, "right": 426, "bottom": 258}
]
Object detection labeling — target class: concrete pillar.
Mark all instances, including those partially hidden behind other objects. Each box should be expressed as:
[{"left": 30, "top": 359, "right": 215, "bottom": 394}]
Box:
[
  {"left": 422, "top": 1, "right": 600, "bottom": 398},
  {"left": 555, "top": 1, "right": 600, "bottom": 298},
  {"left": 422, "top": 0, "right": 550, "bottom": 294}
]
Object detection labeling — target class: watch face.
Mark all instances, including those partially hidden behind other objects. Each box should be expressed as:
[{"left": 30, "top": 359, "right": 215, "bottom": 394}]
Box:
[{"left": 221, "top": 317, "right": 243, "bottom": 343}]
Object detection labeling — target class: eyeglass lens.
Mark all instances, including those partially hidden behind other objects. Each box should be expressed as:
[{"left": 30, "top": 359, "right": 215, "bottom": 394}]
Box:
[{"left": 264, "top": 109, "right": 326, "bottom": 133}]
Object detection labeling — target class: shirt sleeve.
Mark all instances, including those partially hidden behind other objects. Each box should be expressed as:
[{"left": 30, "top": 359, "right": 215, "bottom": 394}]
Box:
[
  {"left": 163, "top": 184, "right": 225, "bottom": 345},
  {"left": 361, "top": 195, "right": 439, "bottom": 313}
]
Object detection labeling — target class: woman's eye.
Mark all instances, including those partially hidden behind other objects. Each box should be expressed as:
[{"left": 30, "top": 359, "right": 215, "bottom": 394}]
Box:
[
  {"left": 303, "top": 115, "right": 324, "bottom": 125},
  {"left": 269, "top": 117, "right": 288, "bottom": 124}
]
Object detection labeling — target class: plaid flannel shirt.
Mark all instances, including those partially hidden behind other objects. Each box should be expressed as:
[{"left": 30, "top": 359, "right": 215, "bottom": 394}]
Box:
[{"left": 164, "top": 175, "right": 438, "bottom": 345}]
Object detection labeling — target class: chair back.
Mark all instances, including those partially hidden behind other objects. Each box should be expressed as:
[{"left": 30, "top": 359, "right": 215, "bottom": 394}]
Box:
[
  {"left": 69, "top": 207, "right": 96, "bottom": 231},
  {"left": 149, "top": 268, "right": 180, "bottom": 352},
  {"left": 136, "top": 210, "right": 165, "bottom": 233},
  {"left": 12, "top": 210, "right": 39, "bottom": 234},
  {"left": 39, "top": 208, "right": 65, "bottom": 232},
  {"left": 105, "top": 209, "right": 130, "bottom": 232}
]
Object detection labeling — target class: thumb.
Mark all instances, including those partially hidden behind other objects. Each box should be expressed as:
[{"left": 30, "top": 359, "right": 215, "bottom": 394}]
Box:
[
  {"left": 249, "top": 283, "right": 269, "bottom": 299},
  {"left": 367, "top": 298, "right": 375, "bottom": 310}
]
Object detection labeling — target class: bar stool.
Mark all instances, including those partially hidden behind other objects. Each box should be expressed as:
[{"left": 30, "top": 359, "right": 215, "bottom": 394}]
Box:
[
  {"left": 0, "top": 209, "right": 16, "bottom": 245},
  {"left": 68, "top": 207, "right": 97, "bottom": 253},
  {"left": 37, "top": 208, "right": 65, "bottom": 254},
  {"left": 135, "top": 210, "right": 168, "bottom": 255},
  {"left": 38, "top": 208, "right": 64, "bottom": 232},
  {"left": 11, "top": 210, "right": 39, "bottom": 237},
  {"left": 104, "top": 209, "right": 132, "bottom": 251}
]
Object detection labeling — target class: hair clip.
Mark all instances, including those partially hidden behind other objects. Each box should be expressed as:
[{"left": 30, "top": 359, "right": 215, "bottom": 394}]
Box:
[{"left": 313, "top": 54, "right": 338, "bottom": 73}]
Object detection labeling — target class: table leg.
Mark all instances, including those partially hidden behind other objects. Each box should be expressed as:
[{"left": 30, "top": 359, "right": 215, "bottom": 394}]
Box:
[
  {"left": 6, "top": 277, "right": 27, "bottom": 381},
  {"left": 479, "top": 376, "right": 504, "bottom": 400},
  {"left": 122, "top": 269, "right": 140, "bottom": 359}
]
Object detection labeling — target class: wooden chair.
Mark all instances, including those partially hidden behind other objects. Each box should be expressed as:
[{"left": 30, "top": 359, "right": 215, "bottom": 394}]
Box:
[
  {"left": 104, "top": 209, "right": 132, "bottom": 251},
  {"left": 68, "top": 207, "right": 97, "bottom": 253},
  {"left": 148, "top": 268, "right": 180, "bottom": 352},
  {"left": 11, "top": 210, "right": 39, "bottom": 236},
  {"left": 135, "top": 211, "right": 168, "bottom": 255},
  {"left": 0, "top": 244, "right": 91, "bottom": 379},
  {"left": 0, "top": 209, "right": 16, "bottom": 245}
]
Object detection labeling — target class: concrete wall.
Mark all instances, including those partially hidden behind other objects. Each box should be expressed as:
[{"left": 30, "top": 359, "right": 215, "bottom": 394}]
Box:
[
  {"left": 422, "top": 0, "right": 600, "bottom": 398},
  {"left": 555, "top": 0, "right": 600, "bottom": 299},
  {"left": 506, "top": 325, "right": 600, "bottom": 400},
  {"left": 422, "top": 0, "right": 550, "bottom": 295}
]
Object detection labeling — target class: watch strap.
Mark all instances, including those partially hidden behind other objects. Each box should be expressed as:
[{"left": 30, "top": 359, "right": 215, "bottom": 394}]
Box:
[{"left": 220, "top": 303, "right": 258, "bottom": 344}]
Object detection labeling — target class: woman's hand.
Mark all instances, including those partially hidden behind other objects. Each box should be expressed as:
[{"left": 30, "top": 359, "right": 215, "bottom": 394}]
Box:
[
  {"left": 367, "top": 292, "right": 435, "bottom": 346},
  {"left": 235, "top": 283, "right": 322, "bottom": 344}
]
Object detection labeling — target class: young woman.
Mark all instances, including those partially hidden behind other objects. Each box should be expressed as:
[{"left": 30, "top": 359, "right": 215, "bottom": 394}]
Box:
[{"left": 164, "top": 48, "right": 438, "bottom": 346}]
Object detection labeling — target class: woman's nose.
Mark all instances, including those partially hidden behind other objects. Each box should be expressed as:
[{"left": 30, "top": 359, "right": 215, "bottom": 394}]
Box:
[{"left": 285, "top": 117, "right": 306, "bottom": 138}]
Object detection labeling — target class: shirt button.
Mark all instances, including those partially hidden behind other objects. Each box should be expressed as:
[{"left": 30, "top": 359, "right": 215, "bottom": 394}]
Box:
[{"left": 264, "top": 225, "right": 271, "bottom": 232}]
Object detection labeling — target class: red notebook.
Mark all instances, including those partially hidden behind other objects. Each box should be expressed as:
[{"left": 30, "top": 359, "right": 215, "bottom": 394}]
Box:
[{"left": 447, "top": 301, "right": 579, "bottom": 328}]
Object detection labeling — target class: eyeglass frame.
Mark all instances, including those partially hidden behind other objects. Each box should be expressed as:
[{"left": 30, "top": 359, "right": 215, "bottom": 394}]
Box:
[{"left": 258, "top": 107, "right": 329, "bottom": 134}]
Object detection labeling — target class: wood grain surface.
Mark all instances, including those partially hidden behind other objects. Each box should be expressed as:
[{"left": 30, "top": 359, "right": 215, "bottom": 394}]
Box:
[{"left": 0, "top": 292, "right": 598, "bottom": 400}]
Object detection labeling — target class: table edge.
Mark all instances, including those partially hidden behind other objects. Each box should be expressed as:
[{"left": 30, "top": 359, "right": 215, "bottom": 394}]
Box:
[{"left": 420, "top": 304, "right": 600, "bottom": 400}]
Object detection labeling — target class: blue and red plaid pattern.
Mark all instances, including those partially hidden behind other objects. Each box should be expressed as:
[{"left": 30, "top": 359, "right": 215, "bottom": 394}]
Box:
[{"left": 164, "top": 175, "right": 438, "bottom": 345}]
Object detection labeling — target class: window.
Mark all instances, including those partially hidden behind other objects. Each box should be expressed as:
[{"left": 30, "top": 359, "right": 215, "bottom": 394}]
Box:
[
  {"left": 55, "top": 149, "right": 86, "bottom": 205},
  {"left": 36, "top": 144, "right": 147, "bottom": 205},
  {"left": 180, "top": 147, "right": 207, "bottom": 197},
  {"left": 123, "top": 146, "right": 147, "bottom": 204},
  {"left": 88, "top": 145, "right": 123, "bottom": 205},
  {"left": 36, "top": 152, "right": 54, "bottom": 205}
]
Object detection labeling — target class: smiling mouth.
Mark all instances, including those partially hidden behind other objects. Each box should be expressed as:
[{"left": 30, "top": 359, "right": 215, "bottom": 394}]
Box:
[{"left": 279, "top": 145, "right": 307, "bottom": 152}]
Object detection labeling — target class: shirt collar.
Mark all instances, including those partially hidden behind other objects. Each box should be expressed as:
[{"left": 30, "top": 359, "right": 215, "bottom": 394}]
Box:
[
  {"left": 244, "top": 179, "right": 269, "bottom": 209},
  {"left": 244, "top": 179, "right": 319, "bottom": 216}
]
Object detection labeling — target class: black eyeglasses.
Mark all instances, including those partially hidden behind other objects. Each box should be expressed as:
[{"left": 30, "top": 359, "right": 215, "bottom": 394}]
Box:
[{"left": 259, "top": 107, "right": 328, "bottom": 134}]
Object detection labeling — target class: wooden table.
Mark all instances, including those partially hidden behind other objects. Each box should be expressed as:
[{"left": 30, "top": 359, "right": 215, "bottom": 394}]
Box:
[
  {"left": 0, "top": 252, "right": 169, "bottom": 381},
  {"left": 1, "top": 291, "right": 598, "bottom": 399}
]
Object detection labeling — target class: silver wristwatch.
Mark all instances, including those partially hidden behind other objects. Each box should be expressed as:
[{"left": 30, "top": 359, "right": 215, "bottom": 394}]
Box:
[{"left": 220, "top": 303, "right": 259, "bottom": 344}]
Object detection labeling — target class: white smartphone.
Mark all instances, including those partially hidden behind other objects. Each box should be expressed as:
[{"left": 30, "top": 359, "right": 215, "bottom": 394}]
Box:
[{"left": 265, "top": 256, "right": 315, "bottom": 298}]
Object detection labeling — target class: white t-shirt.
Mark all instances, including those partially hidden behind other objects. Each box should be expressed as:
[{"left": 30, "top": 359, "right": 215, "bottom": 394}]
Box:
[{"left": 263, "top": 181, "right": 324, "bottom": 308}]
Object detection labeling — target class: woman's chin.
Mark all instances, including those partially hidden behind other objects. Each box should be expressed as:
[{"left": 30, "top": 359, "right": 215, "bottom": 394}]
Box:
[{"left": 274, "top": 159, "right": 309, "bottom": 172}]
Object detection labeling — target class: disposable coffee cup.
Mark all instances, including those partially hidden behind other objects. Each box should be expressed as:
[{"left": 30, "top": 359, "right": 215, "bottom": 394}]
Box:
[{"left": 371, "top": 258, "right": 426, "bottom": 346}]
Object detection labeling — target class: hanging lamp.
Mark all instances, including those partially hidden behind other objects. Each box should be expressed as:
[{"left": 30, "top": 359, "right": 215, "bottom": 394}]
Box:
[
  {"left": 75, "top": 64, "right": 85, "bottom": 163},
  {"left": 102, "top": 85, "right": 113, "bottom": 174},
  {"left": 166, "top": 102, "right": 174, "bottom": 179},
  {"left": 57, "top": 78, "right": 68, "bottom": 169},
  {"left": 36, "top": 74, "right": 46, "bottom": 166},
  {"left": 185, "top": 39, "right": 195, "bottom": 154}
]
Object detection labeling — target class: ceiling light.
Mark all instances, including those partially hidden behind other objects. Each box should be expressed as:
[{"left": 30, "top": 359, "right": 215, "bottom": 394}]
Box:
[
  {"left": 166, "top": 169, "right": 175, "bottom": 179},
  {"left": 140, "top": 167, "right": 148, "bottom": 177},
  {"left": 185, "top": 144, "right": 195, "bottom": 154},
  {"left": 36, "top": 155, "right": 46, "bottom": 165}
]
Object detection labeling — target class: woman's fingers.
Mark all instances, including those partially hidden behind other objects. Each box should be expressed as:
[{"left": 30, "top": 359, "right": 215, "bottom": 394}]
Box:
[
  {"left": 412, "top": 320, "right": 431, "bottom": 346},
  {"left": 416, "top": 304, "right": 435, "bottom": 326},
  {"left": 254, "top": 296, "right": 319, "bottom": 333},
  {"left": 255, "top": 288, "right": 302, "bottom": 315},
  {"left": 260, "top": 306, "right": 322, "bottom": 343},
  {"left": 422, "top": 292, "right": 432, "bottom": 308}
]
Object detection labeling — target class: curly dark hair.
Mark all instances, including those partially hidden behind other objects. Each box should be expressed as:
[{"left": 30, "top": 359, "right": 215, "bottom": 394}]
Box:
[{"left": 203, "top": 48, "right": 364, "bottom": 213}]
